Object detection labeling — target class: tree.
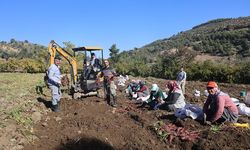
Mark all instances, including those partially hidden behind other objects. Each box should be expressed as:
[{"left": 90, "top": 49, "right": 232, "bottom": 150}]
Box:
[
  {"left": 10, "top": 38, "right": 16, "bottom": 44},
  {"left": 109, "top": 44, "right": 119, "bottom": 62},
  {"left": 1, "top": 51, "right": 9, "bottom": 60},
  {"left": 63, "top": 41, "right": 75, "bottom": 56}
]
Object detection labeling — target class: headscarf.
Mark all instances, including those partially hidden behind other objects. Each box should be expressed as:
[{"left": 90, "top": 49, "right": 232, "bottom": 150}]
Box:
[
  {"left": 151, "top": 84, "right": 159, "bottom": 92},
  {"left": 166, "top": 81, "right": 180, "bottom": 94},
  {"left": 151, "top": 84, "right": 159, "bottom": 96}
]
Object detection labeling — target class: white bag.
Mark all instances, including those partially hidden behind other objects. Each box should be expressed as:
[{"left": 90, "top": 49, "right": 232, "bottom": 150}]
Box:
[
  {"left": 244, "top": 92, "right": 250, "bottom": 105},
  {"left": 238, "top": 103, "right": 250, "bottom": 116},
  {"left": 174, "top": 103, "right": 203, "bottom": 120}
]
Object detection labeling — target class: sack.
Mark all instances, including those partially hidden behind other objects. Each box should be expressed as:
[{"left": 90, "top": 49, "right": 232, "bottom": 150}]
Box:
[
  {"left": 244, "top": 92, "right": 250, "bottom": 105},
  {"left": 238, "top": 103, "right": 250, "bottom": 116},
  {"left": 174, "top": 103, "right": 203, "bottom": 120}
]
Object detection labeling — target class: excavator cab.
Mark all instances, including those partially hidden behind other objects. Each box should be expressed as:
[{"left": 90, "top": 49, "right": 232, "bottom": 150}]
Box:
[{"left": 72, "top": 46, "right": 104, "bottom": 99}]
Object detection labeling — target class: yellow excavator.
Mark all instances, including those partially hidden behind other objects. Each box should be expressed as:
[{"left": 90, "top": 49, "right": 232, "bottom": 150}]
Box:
[{"left": 47, "top": 40, "right": 104, "bottom": 99}]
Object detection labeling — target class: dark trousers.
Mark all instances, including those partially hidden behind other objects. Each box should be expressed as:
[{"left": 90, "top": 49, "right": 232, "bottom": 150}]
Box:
[
  {"left": 104, "top": 81, "right": 116, "bottom": 106},
  {"left": 216, "top": 108, "right": 238, "bottom": 123},
  {"left": 206, "top": 108, "right": 238, "bottom": 123}
]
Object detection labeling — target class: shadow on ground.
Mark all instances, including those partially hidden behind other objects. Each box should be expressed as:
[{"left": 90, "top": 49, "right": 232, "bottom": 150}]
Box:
[
  {"left": 57, "top": 136, "right": 114, "bottom": 150},
  {"left": 37, "top": 97, "right": 52, "bottom": 109}
]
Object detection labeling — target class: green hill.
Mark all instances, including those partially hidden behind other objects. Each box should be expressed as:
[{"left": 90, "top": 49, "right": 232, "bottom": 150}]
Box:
[
  {"left": 0, "top": 39, "right": 47, "bottom": 60},
  {"left": 0, "top": 39, "right": 83, "bottom": 73},
  {"left": 119, "top": 16, "right": 250, "bottom": 62},
  {"left": 113, "top": 16, "right": 250, "bottom": 83}
]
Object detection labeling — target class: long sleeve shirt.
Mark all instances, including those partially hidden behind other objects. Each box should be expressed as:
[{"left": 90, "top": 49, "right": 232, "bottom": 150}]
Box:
[
  {"left": 91, "top": 58, "right": 102, "bottom": 70},
  {"left": 176, "top": 71, "right": 186, "bottom": 82},
  {"left": 47, "top": 64, "right": 61, "bottom": 86},
  {"left": 164, "top": 89, "right": 186, "bottom": 109},
  {"left": 102, "top": 66, "right": 116, "bottom": 83},
  {"left": 146, "top": 89, "right": 164, "bottom": 103},
  {"left": 203, "top": 91, "right": 238, "bottom": 122},
  {"left": 137, "top": 85, "right": 149, "bottom": 95}
]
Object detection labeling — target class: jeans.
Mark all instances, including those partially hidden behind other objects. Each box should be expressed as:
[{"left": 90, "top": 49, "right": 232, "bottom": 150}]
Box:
[{"left": 49, "top": 85, "right": 61, "bottom": 105}]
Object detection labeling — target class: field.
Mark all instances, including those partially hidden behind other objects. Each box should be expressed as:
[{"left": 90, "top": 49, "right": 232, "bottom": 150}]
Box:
[{"left": 1, "top": 73, "right": 250, "bottom": 150}]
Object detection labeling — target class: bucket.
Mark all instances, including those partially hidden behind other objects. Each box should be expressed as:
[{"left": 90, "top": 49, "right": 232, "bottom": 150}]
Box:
[{"left": 240, "top": 91, "right": 246, "bottom": 97}]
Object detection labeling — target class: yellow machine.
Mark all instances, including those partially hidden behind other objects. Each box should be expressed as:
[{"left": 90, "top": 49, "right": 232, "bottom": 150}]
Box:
[{"left": 47, "top": 40, "right": 104, "bottom": 99}]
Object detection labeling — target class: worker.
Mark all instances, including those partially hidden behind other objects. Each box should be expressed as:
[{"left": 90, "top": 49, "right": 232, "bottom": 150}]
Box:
[
  {"left": 101, "top": 59, "right": 117, "bottom": 107},
  {"left": 83, "top": 58, "right": 90, "bottom": 79},
  {"left": 176, "top": 67, "right": 187, "bottom": 94},
  {"left": 141, "top": 84, "right": 165, "bottom": 110},
  {"left": 127, "top": 80, "right": 140, "bottom": 100},
  {"left": 90, "top": 52, "right": 102, "bottom": 71},
  {"left": 47, "top": 55, "right": 62, "bottom": 112},
  {"left": 160, "top": 81, "right": 186, "bottom": 111},
  {"left": 203, "top": 81, "right": 239, "bottom": 124},
  {"left": 136, "top": 81, "right": 150, "bottom": 99},
  {"left": 86, "top": 53, "right": 102, "bottom": 79}
]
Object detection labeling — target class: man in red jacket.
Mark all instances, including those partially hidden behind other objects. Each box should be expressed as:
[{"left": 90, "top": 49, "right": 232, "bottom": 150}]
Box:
[{"left": 203, "top": 81, "right": 238, "bottom": 124}]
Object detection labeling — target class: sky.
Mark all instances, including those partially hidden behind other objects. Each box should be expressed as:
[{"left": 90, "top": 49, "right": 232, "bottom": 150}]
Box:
[{"left": 0, "top": 0, "right": 249, "bottom": 58}]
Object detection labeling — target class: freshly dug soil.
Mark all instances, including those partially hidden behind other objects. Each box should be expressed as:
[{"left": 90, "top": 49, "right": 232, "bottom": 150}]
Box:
[{"left": 24, "top": 80, "right": 250, "bottom": 150}]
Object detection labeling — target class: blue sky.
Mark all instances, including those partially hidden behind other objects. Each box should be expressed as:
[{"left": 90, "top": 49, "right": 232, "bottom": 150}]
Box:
[{"left": 0, "top": 0, "right": 249, "bottom": 58}]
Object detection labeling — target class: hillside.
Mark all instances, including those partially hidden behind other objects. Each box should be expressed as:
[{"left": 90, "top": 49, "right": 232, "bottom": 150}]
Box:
[
  {"left": 135, "top": 16, "right": 250, "bottom": 59},
  {"left": 0, "top": 39, "right": 47, "bottom": 60},
  {"left": 0, "top": 40, "right": 82, "bottom": 73},
  {"left": 114, "top": 16, "right": 250, "bottom": 83}
]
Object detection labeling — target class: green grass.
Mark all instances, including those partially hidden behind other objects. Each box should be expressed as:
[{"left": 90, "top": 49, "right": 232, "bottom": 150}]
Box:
[
  {"left": 0, "top": 122, "right": 6, "bottom": 128},
  {"left": 0, "top": 73, "right": 48, "bottom": 101},
  {"left": 210, "top": 124, "right": 221, "bottom": 133},
  {"left": 0, "top": 73, "right": 50, "bottom": 136}
]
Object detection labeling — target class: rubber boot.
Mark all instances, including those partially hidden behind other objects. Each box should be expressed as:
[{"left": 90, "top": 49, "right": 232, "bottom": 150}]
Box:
[
  {"left": 52, "top": 104, "right": 60, "bottom": 112},
  {"left": 111, "top": 96, "right": 117, "bottom": 107},
  {"left": 58, "top": 101, "right": 61, "bottom": 107}
]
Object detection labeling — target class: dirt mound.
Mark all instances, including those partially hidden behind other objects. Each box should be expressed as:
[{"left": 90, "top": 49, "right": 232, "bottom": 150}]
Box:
[{"left": 24, "top": 80, "right": 250, "bottom": 150}]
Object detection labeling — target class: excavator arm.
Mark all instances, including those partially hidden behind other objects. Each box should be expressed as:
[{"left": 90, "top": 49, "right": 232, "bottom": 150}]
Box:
[{"left": 48, "top": 40, "right": 78, "bottom": 85}]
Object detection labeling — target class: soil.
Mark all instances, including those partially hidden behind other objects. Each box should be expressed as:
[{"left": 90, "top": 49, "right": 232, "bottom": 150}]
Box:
[{"left": 24, "top": 79, "right": 250, "bottom": 150}]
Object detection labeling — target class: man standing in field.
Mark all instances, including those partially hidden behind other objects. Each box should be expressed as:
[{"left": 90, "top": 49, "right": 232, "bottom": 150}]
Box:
[
  {"left": 100, "top": 59, "right": 117, "bottom": 107},
  {"left": 47, "top": 56, "right": 62, "bottom": 112},
  {"left": 176, "top": 67, "right": 187, "bottom": 94}
]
